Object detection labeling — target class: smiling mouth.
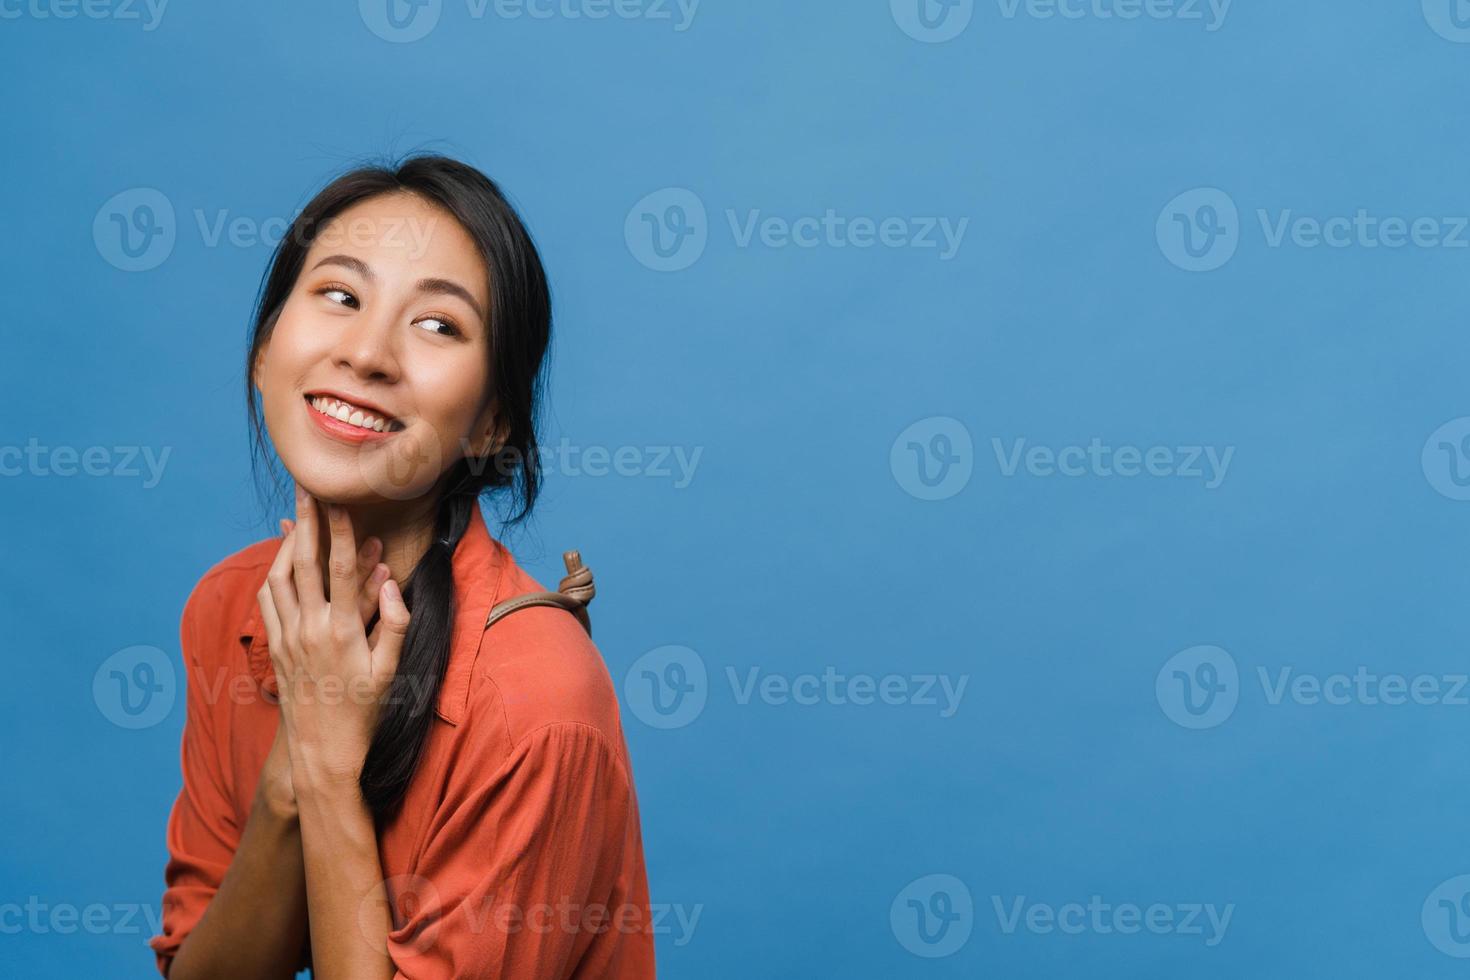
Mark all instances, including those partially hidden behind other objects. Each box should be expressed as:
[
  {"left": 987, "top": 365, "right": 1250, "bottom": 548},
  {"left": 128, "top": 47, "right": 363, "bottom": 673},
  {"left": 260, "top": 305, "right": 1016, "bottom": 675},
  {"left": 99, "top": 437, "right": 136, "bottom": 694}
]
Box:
[{"left": 304, "top": 394, "right": 405, "bottom": 433}]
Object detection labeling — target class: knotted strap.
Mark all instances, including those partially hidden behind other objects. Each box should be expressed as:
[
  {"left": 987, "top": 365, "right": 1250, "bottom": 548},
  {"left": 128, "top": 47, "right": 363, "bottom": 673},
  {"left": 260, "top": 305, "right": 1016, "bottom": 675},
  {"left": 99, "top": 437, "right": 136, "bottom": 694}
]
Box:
[{"left": 483, "top": 550, "right": 595, "bottom": 637}]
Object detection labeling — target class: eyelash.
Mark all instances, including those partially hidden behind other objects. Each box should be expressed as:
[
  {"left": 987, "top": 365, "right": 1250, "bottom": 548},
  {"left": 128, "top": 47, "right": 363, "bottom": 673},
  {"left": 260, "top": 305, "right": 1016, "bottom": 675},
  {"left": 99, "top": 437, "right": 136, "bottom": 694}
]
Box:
[{"left": 316, "top": 285, "right": 462, "bottom": 338}]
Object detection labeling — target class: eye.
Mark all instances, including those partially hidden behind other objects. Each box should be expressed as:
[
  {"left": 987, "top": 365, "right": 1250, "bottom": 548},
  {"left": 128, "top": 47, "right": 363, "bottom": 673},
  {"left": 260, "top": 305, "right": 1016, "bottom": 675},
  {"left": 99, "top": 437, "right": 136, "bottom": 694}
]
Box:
[
  {"left": 318, "top": 285, "right": 359, "bottom": 309},
  {"left": 414, "top": 315, "right": 460, "bottom": 338}
]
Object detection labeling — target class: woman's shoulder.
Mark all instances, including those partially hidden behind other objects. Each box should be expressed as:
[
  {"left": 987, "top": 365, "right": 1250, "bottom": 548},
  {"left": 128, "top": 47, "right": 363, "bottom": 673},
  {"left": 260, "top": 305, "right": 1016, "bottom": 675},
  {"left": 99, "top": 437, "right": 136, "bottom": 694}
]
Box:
[
  {"left": 177, "top": 535, "right": 280, "bottom": 659},
  {"left": 461, "top": 561, "right": 630, "bottom": 759}
]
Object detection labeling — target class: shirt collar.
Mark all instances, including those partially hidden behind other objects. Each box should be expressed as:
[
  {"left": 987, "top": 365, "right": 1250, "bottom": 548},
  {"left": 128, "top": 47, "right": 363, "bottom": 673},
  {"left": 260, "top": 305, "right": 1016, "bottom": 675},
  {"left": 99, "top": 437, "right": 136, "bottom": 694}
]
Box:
[{"left": 239, "top": 503, "right": 509, "bottom": 727}]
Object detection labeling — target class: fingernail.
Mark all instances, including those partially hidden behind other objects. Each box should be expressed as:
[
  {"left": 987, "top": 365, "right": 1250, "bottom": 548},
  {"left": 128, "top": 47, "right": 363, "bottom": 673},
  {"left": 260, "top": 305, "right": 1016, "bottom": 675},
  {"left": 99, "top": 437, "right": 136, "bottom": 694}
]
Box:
[
  {"left": 383, "top": 579, "right": 401, "bottom": 602},
  {"left": 371, "top": 563, "right": 389, "bottom": 583},
  {"left": 278, "top": 519, "right": 290, "bottom": 537}
]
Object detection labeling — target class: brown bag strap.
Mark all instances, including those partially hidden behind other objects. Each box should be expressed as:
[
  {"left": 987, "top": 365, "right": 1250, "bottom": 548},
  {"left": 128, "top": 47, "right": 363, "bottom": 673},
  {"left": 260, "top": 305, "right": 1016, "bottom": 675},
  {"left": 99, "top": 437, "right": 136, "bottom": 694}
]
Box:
[{"left": 483, "top": 550, "right": 595, "bottom": 637}]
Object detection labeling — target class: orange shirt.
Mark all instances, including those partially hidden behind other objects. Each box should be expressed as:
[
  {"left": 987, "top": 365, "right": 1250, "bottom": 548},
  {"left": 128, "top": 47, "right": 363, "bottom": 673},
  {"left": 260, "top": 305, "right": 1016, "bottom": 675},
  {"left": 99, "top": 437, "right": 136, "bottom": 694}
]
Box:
[{"left": 149, "top": 506, "right": 655, "bottom": 978}]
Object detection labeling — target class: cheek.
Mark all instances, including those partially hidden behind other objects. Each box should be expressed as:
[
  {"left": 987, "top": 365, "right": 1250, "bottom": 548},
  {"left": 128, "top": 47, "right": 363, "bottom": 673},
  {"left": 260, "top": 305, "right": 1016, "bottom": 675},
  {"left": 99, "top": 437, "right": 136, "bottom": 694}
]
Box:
[
  {"left": 410, "top": 355, "right": 491, "bottom": 434},
  {"left": 260, "top": 310, "right": 326, "bottom": 394}
]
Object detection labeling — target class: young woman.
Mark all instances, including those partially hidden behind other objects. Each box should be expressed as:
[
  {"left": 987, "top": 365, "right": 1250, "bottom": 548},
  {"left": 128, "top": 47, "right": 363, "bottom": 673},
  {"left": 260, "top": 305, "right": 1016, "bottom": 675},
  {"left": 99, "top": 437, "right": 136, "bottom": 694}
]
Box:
[{"left": 148, "top": 156, "right": 655, "bottom": 978}]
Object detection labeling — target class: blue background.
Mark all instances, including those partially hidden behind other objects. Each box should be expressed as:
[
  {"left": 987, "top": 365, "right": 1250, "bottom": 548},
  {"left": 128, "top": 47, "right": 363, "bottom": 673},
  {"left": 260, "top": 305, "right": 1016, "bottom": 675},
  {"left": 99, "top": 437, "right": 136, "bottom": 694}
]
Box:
[{"left": 4, "top": 0, "right": 1470, "bottom": 976}]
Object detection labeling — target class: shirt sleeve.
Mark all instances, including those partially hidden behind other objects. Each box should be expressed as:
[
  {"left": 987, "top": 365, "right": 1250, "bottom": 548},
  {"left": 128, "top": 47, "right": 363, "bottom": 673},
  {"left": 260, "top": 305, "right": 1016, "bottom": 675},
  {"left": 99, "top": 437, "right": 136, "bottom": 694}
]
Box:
[
  {"left": 386, "top": 721, "right": 655, "bottom": 979},
  {"left": 148, "top": 579, "right": 243, "bottom": 976}
]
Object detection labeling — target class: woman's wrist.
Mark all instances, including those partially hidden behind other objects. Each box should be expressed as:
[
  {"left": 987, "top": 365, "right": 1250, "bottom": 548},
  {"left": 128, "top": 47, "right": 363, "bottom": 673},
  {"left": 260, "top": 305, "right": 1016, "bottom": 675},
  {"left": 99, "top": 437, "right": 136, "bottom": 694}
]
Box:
[{"left": 254, "top": 773, "right": 300, "bottom": 822}]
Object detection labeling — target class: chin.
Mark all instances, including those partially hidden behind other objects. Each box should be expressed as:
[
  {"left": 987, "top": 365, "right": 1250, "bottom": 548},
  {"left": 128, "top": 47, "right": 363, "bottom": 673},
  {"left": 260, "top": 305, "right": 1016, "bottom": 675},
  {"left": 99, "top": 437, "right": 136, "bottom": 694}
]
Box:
[{"left": 285, "top": 455, "right": 444, "bottom": 507}]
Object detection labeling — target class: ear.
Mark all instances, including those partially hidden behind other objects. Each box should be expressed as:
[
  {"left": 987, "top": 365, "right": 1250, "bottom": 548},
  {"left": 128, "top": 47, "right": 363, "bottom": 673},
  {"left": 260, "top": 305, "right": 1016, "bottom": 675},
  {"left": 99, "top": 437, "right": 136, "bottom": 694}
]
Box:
[
  {"left": 250, "top": 340, "right": 270, "bottom": 395},
  {"left": 468, "top": 400, "right": 510, "bottom": 460}
]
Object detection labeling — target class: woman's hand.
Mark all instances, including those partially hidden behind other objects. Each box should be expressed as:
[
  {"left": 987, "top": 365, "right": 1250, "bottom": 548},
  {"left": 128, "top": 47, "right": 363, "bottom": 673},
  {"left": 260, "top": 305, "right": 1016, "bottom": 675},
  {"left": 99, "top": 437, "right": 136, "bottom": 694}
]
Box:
[
  {"left": 255, "top": 515, "right": 396, "bottom": 814},
  {"left": 256, "top": 490, "right": 411, "bottom": 793}
]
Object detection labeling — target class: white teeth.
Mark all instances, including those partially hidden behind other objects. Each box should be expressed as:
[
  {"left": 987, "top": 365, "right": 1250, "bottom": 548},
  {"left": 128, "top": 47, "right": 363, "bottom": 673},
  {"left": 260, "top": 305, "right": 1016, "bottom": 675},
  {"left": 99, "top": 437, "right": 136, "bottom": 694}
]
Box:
[{"left": 310, "top": 396, "right": 394, "bottom": 433}]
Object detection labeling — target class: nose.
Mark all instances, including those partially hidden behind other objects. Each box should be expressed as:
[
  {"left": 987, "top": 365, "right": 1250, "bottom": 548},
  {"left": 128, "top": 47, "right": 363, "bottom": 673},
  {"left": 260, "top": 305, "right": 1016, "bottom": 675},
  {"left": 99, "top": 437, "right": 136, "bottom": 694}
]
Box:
[{"left": 331, "top": 305, "right": 400, "bottom": 383}]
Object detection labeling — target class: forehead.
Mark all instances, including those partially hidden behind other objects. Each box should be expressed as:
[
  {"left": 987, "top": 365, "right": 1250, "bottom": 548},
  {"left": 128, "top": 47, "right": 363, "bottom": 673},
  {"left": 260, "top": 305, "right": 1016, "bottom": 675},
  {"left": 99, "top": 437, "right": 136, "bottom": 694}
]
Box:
[{"left": 306, "top": 192, "right": 489, "bottom": 306}]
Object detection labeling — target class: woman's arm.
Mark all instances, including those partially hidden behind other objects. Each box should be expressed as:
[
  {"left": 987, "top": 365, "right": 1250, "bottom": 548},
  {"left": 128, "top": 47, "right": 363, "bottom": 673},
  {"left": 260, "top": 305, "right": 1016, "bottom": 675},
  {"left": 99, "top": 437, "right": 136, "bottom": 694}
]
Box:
[
  {"left": 167, "top": 722, "right": 308, "bottom": 980},
  {"left": 162, "top": 519, "right": 390, "bottom": 979},
  {"left": 258, "top": 492, "right": 411, "bottom": 979},
  {"left": 294, "top": 773, "right": 397, "bottom": 980}
]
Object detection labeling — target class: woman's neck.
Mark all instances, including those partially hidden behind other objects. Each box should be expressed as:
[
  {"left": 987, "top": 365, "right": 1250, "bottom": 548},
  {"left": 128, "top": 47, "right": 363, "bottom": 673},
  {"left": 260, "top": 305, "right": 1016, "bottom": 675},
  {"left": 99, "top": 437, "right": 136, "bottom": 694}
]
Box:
[{"left": 326, "top": 496, "right": 440, "bottom": 590}]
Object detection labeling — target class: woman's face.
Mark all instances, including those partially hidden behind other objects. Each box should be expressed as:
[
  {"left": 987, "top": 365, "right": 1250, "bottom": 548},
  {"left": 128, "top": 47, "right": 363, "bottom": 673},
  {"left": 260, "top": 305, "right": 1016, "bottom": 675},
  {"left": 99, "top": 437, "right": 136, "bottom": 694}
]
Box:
[{"left": 253, "top": 192, "right": 499, "bottom": 507}]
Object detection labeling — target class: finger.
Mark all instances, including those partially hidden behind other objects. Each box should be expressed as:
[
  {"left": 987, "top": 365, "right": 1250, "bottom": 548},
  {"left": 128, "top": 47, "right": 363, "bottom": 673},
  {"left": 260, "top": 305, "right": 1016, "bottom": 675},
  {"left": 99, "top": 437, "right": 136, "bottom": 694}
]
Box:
[
  {"left": 257, "top": 578, "right": 283, "bottom": 656},
  {"left": 265, "top": 524, "right": 299, "bottom": 626},
  {"left": 356, "top": 535, "right": 382, "bottom": 581},
  {"left": 326, "top": 502, "right": 360, "bottom": 620},
  {"left": 292, "top": 487, "right": 324, "bottom": 610},
  {"left": 358, "top": 562, "right": 390, "bottom": 627},
  {"left": 371, "top": 578, "right": 411, "bottom": 687}
]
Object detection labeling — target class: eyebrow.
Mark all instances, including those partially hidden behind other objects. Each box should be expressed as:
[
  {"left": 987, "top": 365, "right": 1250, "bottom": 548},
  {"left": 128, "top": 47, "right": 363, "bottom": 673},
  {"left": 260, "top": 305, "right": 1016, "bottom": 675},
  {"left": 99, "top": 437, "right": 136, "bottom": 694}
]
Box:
[{"left": 310, "top": 254, "right": 486, "bottom": 324}]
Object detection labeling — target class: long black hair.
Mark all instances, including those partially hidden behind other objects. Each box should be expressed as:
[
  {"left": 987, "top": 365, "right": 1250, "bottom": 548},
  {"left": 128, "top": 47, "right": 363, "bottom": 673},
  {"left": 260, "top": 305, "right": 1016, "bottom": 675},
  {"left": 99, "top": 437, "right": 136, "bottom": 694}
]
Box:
[{"left": 245, "top": 155, "right": 551, "bottom": 821}]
